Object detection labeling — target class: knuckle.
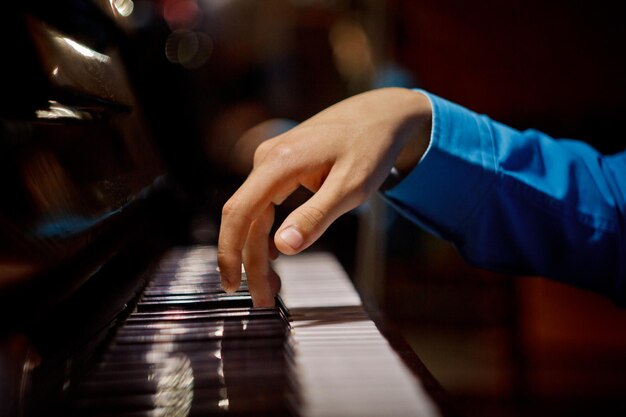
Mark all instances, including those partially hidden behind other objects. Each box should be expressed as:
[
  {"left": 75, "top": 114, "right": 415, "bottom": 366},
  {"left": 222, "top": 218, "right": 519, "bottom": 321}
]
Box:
[
  {"left": 221, "top": 199, "right": 238, "bottom": 217},
  {"left": 254, "top": 140, "right": 297, "bottom": 169},
  {"left": 267, "top": 143, "right": 296, "bottom": 163},
  {"left": 217, "top": 253, "right": 232, "bottom": 275},
  {"left": 253, "top": 140, "right": 272, "bottom": 165},
  {"left": 216, "top": 245, "right": 230, "bottom": 261},
  {"left": 217, "top": 245, "right": 233, "bottom": 258},
  {"left": 216, "top": 253, "right": 231, "bottom": 279},
  {"left": 298, "top": 205, "right": 326, "bottom": 230},
  {"left": 217, "top": 246, "right": 236, "bottom": 268},
  {"left": 221, "top": 198, "right": 254, "bottom": 225}
]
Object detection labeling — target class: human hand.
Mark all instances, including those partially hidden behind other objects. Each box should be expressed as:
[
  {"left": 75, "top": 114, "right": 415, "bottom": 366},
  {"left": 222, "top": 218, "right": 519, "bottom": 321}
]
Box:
[{"left": 218, "top": 87, "right": 432, "bottom": 307}]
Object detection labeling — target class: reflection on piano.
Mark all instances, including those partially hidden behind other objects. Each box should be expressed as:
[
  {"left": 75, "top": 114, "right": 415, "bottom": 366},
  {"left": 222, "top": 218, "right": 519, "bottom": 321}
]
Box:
[
  {"left": 0, "top": 2, "right": 458, "bottom": 417},
  {"left": 71, "top": 246, "right": 296, "bottom": 417}
]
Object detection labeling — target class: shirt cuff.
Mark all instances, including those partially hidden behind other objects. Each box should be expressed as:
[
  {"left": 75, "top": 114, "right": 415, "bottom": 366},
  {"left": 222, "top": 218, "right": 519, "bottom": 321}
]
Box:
[{"left": 383, "top": 90, "right": 497, "bottom": 240}]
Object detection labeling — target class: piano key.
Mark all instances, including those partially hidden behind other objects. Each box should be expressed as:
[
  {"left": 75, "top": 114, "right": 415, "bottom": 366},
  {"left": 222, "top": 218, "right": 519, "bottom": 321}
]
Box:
[
  {"left": 135, "top": 295, "right": 253, "bottom": 311},
  {"left": 125, "top": 308, "right": 281, "bottom": 323},
  {"left": 99, "top": 344, "right": 294, "bottom": 366},
  {"left": 103, "top": 337, "right": 289, "bottom": 359},
  {"left": 275, "top": 252, "right": 442, "bottom": 417},
  {"left": 66, "top": 245, "right": 443, "bottom": 417},
  {"left": 113, "top": 325, "right": 287, "bottom": 344}
]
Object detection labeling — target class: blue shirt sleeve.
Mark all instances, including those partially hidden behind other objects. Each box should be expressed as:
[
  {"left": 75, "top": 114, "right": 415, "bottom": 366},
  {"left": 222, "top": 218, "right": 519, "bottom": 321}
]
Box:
[{"left": 383, "top": 90, "right": 626, "bottom": 306}]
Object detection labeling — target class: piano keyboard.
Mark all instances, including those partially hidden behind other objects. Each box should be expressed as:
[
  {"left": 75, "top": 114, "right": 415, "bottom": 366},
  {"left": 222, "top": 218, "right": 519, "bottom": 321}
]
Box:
[
  {"left": 276, "top": 253, "right": 441, "bottom": 417},
  {"left": 68, "top": 245, "right": 442, "bottom": 417}
]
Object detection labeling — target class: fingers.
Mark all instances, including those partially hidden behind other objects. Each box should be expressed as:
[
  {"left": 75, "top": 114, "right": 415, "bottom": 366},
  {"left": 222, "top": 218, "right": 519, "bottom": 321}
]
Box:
[
  {"left": 268, "top": 237, "right": 279, "bottom": 260},
  {"left": 275, "top": 168, "right": 363, "bottom": 255},
  {"left": 218, "top": 198, "right": 251, "bottom": 293},
  {"left": 218, "top": 164, "right": 299, "bottom": 292},
  {"left": 267, "top": 266, "right": 281, "bottom": 295},
  {"left": 218, "top": 88, "right": 434, "bottom": 303},
  {"left": 243, "top": 204, "right": 279, "bottom": 307},
  {"left": 231, "top": 119, "right": 298, "bottom": 176}
]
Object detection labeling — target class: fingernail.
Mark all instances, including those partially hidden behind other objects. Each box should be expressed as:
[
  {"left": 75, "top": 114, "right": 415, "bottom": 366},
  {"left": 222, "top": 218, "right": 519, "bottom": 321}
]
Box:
[{"left": 279, "top": 226, "right": 303, "bottom": 250}]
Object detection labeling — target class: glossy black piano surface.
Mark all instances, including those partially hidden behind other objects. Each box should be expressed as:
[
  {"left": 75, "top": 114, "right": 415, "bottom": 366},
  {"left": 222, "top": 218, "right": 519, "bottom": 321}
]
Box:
[
  {"left": 0, "top": 2, "right": 457, "bottom": 417},
  {"left": 0, "top": 2, "right": 228, "bottom": 415}
]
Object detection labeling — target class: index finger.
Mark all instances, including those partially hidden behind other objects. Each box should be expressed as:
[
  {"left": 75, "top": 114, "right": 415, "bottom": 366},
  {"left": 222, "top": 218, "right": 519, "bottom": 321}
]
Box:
[{"left": 218, "top": 165, "right": 299, "bottom": 292}]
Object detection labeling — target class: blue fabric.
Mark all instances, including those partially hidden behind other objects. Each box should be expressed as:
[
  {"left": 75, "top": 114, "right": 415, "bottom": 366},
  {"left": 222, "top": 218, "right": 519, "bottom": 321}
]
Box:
[{"left": 384, "top": 90, "right": 626, "bottom": 305}]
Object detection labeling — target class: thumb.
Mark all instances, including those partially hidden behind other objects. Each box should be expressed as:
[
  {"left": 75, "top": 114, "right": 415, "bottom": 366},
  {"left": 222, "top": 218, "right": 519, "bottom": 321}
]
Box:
[{"left": 274, "top": 177, "right": 359, "bottom": 255}]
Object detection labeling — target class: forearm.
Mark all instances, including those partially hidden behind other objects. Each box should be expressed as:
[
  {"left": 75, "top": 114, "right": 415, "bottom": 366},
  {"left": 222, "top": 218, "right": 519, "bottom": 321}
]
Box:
[{"left": 384, "top": 90, "right": 626, "bottom": 305}]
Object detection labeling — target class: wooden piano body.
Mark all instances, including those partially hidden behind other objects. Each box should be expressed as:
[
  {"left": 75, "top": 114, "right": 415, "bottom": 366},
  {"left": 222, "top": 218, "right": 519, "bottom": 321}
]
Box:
[{"left": 0, "top": 2, "right": 456, "bottom": 416}]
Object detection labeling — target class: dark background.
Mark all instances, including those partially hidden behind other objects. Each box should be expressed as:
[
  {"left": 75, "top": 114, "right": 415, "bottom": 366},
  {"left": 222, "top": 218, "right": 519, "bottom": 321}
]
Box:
[{"left": 3, "top": 1, "right": 626, "bottom": 417}]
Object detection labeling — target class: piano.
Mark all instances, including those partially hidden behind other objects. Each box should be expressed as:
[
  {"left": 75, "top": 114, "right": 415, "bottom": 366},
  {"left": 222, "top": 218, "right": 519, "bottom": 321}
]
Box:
[{"left": 0, "top": 1, "right": 458, "bottom": 416}]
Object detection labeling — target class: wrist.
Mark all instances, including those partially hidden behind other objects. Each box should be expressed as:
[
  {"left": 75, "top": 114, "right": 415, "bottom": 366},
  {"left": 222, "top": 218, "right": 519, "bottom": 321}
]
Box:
[
  {"left": 378, "top": 90, "right": 432, "bottom": 192},
  {"left": 392, "top": 90, "right": 433, "bottom": 178}
]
